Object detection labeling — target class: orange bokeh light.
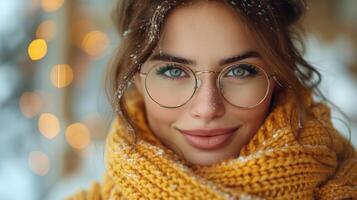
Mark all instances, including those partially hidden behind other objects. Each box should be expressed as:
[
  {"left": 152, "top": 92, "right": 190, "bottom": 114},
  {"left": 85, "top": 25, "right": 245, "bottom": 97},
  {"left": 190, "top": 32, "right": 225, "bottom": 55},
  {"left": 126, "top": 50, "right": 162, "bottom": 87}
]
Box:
[
  {"left": 50, "top": 64, "right": 74, "bottom": 88},
  {"left": 28, "top": 151, "right": 50, "bottom": 176},
  {"left": 82, "top": 31, "right": 109, "bottom": 57},
  {"left": 38, "top": 113, "right": 60, "bottom": 139},
  {"left": 28, "top": 39, "right": 47, "bottom": 61},
  {"left": 19, "top": 92, "right": 43, "bottom": 118},
  {"left": 66, "top": 123, "right": 91, "bottom": 149}
]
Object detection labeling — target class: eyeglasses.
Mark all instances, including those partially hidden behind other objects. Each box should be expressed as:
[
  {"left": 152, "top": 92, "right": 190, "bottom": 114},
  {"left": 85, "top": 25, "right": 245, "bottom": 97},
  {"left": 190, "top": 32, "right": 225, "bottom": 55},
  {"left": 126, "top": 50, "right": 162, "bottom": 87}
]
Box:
[{"left": 139, "top": 62, "right": 276, "bottom": 109}]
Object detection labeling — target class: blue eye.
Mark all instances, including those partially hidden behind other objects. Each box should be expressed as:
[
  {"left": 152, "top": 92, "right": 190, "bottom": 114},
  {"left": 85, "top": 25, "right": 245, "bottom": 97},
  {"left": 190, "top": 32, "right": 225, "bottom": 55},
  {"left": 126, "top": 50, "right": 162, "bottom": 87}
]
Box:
[
  {"left": 155, "top": 64, "right": 189, "bottom": 79},
  {"left": 225, "top": 64, "right": 259, "bottom": 78}
]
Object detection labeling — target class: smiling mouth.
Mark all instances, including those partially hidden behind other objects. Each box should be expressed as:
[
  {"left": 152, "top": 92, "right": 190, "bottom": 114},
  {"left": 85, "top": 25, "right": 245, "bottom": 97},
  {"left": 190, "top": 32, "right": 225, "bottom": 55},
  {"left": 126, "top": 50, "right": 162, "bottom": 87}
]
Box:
[{"left": 176, "top": 127, "right": 239, "bottom": 150}]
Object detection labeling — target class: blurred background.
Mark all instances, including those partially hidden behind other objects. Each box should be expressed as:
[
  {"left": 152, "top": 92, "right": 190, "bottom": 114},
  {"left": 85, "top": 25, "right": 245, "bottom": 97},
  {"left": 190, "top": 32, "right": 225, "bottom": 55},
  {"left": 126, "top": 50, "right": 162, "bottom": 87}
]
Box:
[{"left": 0, "top": 0, "right": 356, "bottom": 199}]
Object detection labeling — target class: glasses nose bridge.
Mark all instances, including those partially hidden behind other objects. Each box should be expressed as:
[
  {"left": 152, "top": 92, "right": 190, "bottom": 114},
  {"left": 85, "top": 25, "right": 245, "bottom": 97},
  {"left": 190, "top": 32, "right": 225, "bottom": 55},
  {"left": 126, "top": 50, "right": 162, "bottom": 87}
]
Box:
[
  {"left": 194, "top": 70, "right": 219, "bottom": 76},
  {"left": 193, "top": 70, "right": 222, "bottom": 96}
]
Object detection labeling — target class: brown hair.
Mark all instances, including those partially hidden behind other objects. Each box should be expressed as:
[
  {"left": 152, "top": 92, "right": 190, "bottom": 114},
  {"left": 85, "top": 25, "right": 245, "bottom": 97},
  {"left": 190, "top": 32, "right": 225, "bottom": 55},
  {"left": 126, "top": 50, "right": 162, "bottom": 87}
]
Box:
[{"left": 106, "top": 0, "right": 321, "bottom": 136}]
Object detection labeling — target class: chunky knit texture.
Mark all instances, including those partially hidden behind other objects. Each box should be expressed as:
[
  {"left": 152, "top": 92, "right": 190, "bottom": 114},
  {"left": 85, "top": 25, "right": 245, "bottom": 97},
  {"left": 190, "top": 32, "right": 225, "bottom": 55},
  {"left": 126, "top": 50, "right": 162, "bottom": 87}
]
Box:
[{"left": 67, "top": 89, "right": 357, "bottom": 199}]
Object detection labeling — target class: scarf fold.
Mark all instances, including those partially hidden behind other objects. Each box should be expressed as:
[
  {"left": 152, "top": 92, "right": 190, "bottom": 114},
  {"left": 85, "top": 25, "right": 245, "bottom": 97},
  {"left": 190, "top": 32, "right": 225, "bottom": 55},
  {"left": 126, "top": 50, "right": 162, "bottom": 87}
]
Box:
[{"left": 68, "top": 89, "right": 357, "bottom": 200}]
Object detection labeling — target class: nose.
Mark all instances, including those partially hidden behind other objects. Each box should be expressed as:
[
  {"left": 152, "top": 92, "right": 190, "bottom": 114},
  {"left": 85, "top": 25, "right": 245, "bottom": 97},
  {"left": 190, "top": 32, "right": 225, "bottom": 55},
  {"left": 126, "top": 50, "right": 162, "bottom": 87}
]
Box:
[{"left": 189, "top": 74, "right": 225, "bottom": 121}]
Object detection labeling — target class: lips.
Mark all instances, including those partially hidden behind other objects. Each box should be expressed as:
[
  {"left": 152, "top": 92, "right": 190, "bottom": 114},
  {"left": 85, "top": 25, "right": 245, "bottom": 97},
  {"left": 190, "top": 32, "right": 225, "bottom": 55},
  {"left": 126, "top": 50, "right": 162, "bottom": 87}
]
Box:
[
  {"left": 177, "top": 127, "right": 239, "bottom": 150},
  {"left": 178, "top": 127, "right": 238, "bottom": 137}
]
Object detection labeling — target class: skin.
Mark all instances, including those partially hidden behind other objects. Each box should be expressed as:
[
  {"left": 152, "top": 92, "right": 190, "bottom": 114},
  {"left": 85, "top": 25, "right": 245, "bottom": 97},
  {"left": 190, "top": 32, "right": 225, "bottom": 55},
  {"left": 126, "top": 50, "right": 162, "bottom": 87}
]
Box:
[{"left": 134, "top": 1, "right": 275, "bottom": 165}]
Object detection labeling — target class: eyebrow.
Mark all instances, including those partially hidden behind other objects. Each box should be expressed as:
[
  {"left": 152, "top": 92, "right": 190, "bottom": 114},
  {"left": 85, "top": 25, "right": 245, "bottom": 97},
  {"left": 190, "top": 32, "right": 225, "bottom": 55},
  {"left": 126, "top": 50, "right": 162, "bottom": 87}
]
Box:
[{"left": 149, "top": 51, "right": 261, "bottom": 66}]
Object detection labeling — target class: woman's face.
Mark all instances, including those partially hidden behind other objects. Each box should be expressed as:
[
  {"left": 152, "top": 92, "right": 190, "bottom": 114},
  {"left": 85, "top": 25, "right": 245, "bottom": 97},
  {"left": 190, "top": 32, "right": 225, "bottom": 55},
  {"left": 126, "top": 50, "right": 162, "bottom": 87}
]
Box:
[{"left": 135, "top": 1, "right": 275, "bottom": 165}]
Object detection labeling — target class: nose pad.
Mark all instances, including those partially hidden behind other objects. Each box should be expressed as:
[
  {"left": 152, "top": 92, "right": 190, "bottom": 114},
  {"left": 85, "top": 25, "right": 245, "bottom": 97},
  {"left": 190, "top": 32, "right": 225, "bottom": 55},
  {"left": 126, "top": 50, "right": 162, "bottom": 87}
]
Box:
[{"left": 196, "top": 79, "right": 201, "bottom": 89}]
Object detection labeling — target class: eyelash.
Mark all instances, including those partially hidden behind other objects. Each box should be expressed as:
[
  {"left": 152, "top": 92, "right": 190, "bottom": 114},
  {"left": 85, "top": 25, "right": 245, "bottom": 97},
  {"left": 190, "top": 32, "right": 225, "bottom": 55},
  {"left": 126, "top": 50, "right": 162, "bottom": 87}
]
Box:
[
  {"left": 155, "top": 64, "right": 189, "bottom": 79},
  {"left": 154, "top": 63, "right": 260, "bottom": 79},
  {"left": 225, "top": 64, "right": 259, "bottom": 78}
]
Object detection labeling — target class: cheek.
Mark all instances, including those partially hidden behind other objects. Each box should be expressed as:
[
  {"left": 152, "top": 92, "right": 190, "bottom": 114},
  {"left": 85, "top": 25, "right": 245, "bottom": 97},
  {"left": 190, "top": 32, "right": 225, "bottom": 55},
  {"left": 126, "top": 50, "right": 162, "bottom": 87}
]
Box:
[
  {"left": 143, "top": 98, "right": 187, "bottom": 156},
  {"left": 241, "top": 107, "right": 268, "bottom": 129},
  {"left": 233, "top": 94, "right": 273, "bottom": 137},
  {"left": 143, "top": 93, "right": 178, "bottom": 136}
]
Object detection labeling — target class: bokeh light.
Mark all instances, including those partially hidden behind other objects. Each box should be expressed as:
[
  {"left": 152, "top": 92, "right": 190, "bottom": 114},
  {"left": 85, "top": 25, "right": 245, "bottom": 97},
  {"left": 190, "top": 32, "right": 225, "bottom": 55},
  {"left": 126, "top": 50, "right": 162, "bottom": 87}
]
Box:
[
  {"left": 19, "top": 92, "right": 43, "bottom": 118},
  {"left": 41, "top": 0, "right": 64, "bottom": 12},
  {"left": 65, "top": 123, "right": 91, "bottom": 149},
  {"left": 38, "top": 113, "right": 60, "bottom": 139},
  {"left": 50, "top": 64, "right": 74, "bottom": 88},
  {"left": 81, "top": 30, "right": 109, "bottom": 57},
  {"left": 36, "top": 20, "right": 57, "bottom": 41},
  {"left": 28, "top": 151, "right": 50, "bottom": 176},
  {"left": 28, "top": 39, "right": 47, "bottom": 61}
]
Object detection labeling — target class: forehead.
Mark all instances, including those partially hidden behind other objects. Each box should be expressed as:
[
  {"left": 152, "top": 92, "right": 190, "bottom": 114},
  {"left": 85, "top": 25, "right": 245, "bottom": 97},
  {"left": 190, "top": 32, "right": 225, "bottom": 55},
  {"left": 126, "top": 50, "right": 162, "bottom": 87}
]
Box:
[{"left": 153, "top": 1, "right": 259, "bottom": 65}]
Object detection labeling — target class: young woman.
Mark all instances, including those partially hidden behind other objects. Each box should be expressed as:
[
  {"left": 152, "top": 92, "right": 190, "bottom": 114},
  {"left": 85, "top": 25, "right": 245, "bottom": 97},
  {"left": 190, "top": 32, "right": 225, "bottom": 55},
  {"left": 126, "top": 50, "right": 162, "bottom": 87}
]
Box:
[{"left": 69, "top": 0, "right": 357, "bottom": 199}]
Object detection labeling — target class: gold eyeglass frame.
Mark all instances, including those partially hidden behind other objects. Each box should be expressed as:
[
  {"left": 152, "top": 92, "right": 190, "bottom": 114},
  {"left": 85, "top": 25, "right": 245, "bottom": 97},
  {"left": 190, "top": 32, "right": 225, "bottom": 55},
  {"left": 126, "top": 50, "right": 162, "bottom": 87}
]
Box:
[{"left": 139, "top": 62, "right": 279, "bottom": 109}]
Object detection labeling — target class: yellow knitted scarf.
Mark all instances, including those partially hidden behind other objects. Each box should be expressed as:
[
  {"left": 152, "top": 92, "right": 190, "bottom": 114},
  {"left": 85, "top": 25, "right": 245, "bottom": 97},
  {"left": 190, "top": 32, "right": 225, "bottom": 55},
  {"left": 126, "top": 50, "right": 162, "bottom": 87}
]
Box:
[{"left": 68, "top": 89, "right": 357, "bottom": 200}]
